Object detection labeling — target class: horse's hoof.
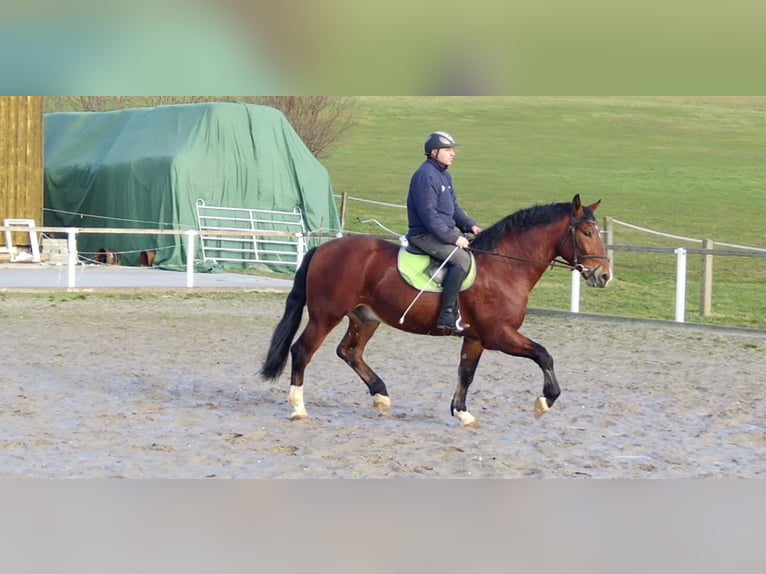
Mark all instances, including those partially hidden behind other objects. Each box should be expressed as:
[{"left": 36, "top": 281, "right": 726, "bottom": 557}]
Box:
[
  {"left": 373, "top": 394, "right": 391, "bottom": 415},
  {"left": 289, "top": 410, "right": 308, "bottom": 421},
  {"left": 534, "top": 396, "right": 550, "bottom": 419},
  {"left": 454, "top": 410, "right": 479, "bottom": 428}
]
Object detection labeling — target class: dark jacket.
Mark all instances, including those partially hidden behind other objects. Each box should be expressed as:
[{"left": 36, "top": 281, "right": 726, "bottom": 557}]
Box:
[{"left": 406, "top": 158, "right": 477, "bottom": 244}]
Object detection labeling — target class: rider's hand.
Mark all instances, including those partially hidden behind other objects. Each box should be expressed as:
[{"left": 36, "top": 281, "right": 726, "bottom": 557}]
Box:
[
  {"left": 455, "top": 236, "right": 470, "bottom": 249},
  {"left": 471, "top": 225, "right": 482, "bottom": 235}
]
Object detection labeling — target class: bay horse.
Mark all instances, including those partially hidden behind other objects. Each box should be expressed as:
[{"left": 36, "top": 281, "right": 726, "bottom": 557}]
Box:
[{"left": 261, "top": 194, "right": 611, "bottom": 427}]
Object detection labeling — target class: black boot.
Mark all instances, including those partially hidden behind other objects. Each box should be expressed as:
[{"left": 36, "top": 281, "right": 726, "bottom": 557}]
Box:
[{"left": 436, "top": 265, "right": 467, "bottom": 332}]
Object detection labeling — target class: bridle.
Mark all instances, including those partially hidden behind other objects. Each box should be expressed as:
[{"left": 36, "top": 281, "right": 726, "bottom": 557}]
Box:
[
  {"left": 468, "top": 213, "right": 609, "bottom": 276},
  {"left": 553, "top": 214, "right": 610, "bottom": 275}
]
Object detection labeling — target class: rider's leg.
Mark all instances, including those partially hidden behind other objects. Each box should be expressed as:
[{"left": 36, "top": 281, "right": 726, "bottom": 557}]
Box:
[
  {"left": 436, "top": 263, "right": 468, "bottom": 331},
  {"left": 408, "top": 233, "right": 472, "bottom": 332}
]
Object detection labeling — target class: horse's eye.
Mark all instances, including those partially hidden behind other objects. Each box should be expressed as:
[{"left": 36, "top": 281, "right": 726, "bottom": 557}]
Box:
[{"left": 583, "top": 230, "right": 592, "bottom": 238}]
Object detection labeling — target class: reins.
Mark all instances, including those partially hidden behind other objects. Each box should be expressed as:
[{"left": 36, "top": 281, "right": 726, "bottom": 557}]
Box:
[{"left": 467, "top": 246, "right": 576, "bottom": 271}]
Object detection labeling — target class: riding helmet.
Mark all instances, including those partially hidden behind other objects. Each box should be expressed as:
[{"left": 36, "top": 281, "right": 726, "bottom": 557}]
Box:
[{"left": 424, "top": 131, "right": 459, "bottom": 155}]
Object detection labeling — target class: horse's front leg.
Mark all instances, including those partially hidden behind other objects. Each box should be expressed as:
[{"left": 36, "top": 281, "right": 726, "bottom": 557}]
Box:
[
  {"left": 530, "top": 340, "right": 560, "bottom": 418},
  {"left": 491, "top": 329, "right": 561, "bottom": 418},
  {"left": 450, "top": 337, "right": 484, "bottom": 428}
]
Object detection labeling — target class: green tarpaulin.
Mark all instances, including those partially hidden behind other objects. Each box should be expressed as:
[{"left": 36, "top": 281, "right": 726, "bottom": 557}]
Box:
[{"left": 43, "top": 102, "right": 340, "bottom": 270}]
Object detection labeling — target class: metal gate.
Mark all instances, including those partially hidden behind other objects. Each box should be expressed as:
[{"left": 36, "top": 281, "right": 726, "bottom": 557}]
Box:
[{"left": 195, "top": 199, "right": 307, "bottom": 268}]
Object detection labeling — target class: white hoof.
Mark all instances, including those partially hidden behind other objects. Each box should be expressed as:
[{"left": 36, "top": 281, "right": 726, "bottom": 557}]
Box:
[
  {"left": 534, "top": 396, "right": 550, "bottom": 419},
  {"left": 454, "top": 410, "right": 479, "bottom": 428},
  {"left": 373, "top": 393, "right": 391, "bottom": 415},
  {"left": 289, "top": 409, "right": 308, "bottom": 421}
]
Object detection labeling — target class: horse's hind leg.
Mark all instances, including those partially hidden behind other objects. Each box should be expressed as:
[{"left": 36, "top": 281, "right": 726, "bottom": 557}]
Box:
[
  {"left": 288, "top": 317, "right": 340, "bottom": 420},
  {"left": 336, "top": 306, "right": 391, "bottom": 415},
  {"left": 450, "top": 338, "right": 484, "bottom": 428}
]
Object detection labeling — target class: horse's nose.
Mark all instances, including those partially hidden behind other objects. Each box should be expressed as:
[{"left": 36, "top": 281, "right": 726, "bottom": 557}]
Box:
[{"left": 601, "top": 271, "right": 612, "bottom": 286}]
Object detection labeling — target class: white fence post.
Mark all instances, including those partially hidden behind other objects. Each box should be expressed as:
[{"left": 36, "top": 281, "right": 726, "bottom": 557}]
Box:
[
  {"left": 674, "top": 247, "right": 687, "bottom": 322},
  {"left": 67, "top": 228, "right": 77, "bottom": 289},
  {"left": 570, "top": 269, "right": 581, "bottom": 313},
  {"left": 605, "top": 216, "right": 615, "bottom": 281},
  {"left": 296, "top": 233, "right": 306, "bottom": 268},
  {"left": 700, "top": 238, "right": 714, "bottom": 316},
  {"left": 186, "top": 230, "right": 196, "bottom": 288}
]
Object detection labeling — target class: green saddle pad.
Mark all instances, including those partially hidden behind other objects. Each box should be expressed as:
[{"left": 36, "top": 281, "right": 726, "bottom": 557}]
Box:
[{"left": 397, "top": 248, "right": 477, "bottom": 293}]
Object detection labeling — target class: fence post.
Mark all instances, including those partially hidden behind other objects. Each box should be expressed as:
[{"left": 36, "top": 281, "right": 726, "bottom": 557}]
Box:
[
  {"left": 674, "top": 247, "right": 687, "bottom": 323},
  {"left": 340, "top": 192, "right": 348, "bottom": 230},
  {"left": 67, "top": 228, "right": 77, "bottom": 289},
  {"left": 605, "top": 216, "right": 614, "bottom": 280},
  {"left": 296, "top": 233, "right": 306, "bottom": 268},
  {"left": 570, "top": 269, "right": 581, "bottom": 313},
  {"left": 700, "top": 238, "right": 714, "bottom": 316},
  {"left": 186, "top": 230, "right": 196, "bottom": 288}
]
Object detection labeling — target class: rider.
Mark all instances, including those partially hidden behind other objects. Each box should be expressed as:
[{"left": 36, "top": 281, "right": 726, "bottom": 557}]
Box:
[{"left": 406, "top": 131, "right": 482, "bottom": 333}]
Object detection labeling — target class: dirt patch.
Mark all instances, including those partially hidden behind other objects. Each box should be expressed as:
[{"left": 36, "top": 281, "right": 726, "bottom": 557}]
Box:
[{"left": 1, "top": 291, "right": 763, "bottom": 477}]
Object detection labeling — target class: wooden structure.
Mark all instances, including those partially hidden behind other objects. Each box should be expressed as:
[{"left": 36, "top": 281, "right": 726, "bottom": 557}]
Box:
[{"left": 0, "top": 96, "right": 44, "bottom": 248}]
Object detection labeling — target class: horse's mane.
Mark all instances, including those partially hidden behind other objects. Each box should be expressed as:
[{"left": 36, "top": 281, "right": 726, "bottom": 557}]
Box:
[{"left": 471, "top": 201, "right": 581, "bottom": 251}]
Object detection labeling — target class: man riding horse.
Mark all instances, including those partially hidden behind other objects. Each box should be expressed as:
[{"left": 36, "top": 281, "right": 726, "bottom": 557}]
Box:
[{"left": 405, "top": 131, "right": 482, "bottom": 333}]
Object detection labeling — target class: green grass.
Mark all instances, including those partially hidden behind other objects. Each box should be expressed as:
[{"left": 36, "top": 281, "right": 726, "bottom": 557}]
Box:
[{"left": 321, "top": 97, "right": 766, "bottom": 330}]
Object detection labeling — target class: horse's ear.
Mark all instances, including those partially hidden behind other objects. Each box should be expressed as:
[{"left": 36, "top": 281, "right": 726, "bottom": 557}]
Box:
[
  {"left": 572, "top": 194, "right": 582, "bottom": 212},
  {"left": 588, "top": 199, "right": 602, "bottom": 212}
]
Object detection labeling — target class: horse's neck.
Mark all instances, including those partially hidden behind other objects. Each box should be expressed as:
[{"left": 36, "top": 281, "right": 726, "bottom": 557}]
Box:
[{"left": 495, "top": 220, "right": 567, "bottom": 275}]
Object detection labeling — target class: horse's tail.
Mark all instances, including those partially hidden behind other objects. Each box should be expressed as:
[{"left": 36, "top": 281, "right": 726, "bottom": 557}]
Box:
[{"left": 260, "top": 247, "right": 318, "bottom": 381}]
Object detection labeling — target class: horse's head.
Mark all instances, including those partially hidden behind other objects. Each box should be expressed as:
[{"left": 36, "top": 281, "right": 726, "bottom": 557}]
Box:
[{"left": 558, "top": 194, "right": 612, "bottom": 288}]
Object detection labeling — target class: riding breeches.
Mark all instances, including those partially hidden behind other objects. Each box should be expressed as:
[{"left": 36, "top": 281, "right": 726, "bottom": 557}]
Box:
[{"left": 408, "top": 233, "right": 472, "bottom": 274}]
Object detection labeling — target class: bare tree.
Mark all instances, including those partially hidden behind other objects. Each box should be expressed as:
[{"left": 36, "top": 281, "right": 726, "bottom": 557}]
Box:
[
  {"left": 44, "top": 96, "right": 356, "bottom": 158},
  {"left": 249, "top": 97, "right": 357, "bottom": 158}
]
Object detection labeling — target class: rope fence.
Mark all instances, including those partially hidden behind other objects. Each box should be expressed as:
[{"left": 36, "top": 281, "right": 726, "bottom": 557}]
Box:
[
  {"left": 337, "top": 194, "right": 766, "bottom": 322},
  {"left": 4, "top": 197, "right": 765, "bottom": 324},
  {"left": 611, "top": 218, "right": 766, "bottom": 252},
  {"left": 338, "top": 193, "right": 766, "bottom": 253}
]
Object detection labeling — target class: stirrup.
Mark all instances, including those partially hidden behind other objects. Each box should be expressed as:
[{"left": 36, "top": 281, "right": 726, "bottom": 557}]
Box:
[{"left": 436, "top": 309, "right": 464, "bottom": 333}]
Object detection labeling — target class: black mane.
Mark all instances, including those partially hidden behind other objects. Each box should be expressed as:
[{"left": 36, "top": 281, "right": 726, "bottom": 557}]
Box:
[{"left": 470, "top": 202, "right": 582, "bottom": 251}]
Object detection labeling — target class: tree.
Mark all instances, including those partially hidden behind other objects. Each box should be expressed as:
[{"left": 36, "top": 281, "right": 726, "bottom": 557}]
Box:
[{"left": 44, "top": 96, "right": 356, "bottom": 158}]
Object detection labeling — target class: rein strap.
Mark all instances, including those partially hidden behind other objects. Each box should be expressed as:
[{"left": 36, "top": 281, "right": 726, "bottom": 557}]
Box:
[{"left": 468, "top": 216, "right": 608, "bottom": 273}]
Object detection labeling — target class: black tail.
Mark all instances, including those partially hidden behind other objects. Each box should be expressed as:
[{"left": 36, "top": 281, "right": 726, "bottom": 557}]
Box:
[{"left": 260, "top": 247, "right": 318, "bottom": 381}]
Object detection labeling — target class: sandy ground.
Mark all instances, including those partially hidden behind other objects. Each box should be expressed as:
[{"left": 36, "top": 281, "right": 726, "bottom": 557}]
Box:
[{"left": 1, "top": 290, "right": 763, "bottom": 478}]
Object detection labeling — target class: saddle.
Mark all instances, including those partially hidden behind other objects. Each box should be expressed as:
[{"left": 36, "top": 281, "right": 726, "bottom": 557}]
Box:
[{"left": 397, "top": 244, "right": 477, "bottom": 293}]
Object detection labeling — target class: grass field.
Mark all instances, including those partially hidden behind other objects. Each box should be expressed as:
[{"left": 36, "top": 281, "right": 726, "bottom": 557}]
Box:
[{"left": 322, "top": 97, "right": 766, "bottom": 329}]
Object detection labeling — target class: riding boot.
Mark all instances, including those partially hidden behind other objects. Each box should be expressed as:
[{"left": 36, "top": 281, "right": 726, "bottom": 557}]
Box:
[{"left": 436, "top": 264, "right": 468, "bottom": 332}]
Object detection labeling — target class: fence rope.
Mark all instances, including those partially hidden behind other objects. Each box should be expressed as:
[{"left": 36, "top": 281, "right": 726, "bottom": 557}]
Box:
[
  {"left": 358, "top": 218, "right": 402, "bottom": 237},
  {"left": 611, "top": 218, "right": 766, "bottom": 252},
  {"left": 612, "top": 219, "right": 702, "bottom": 243},
  {"left": 714, "top": 241, "right": 766, "bottom": 253},
  {"left": 336, "top": 194, "right": 407, "bottom": 209},
  {"left": 340, "top": 196, "right": 766, "bottom": 252},
  {"left": 40, "top": 199, "right": 766, "bottom": 255},
  {"left": 43, "top": 207, "right": 194, "bottom": 229}
]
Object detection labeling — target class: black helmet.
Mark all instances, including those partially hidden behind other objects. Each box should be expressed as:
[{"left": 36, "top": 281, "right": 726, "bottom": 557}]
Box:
[{"left": 424, "top": 131, "right": 458, "bottom": 155}]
